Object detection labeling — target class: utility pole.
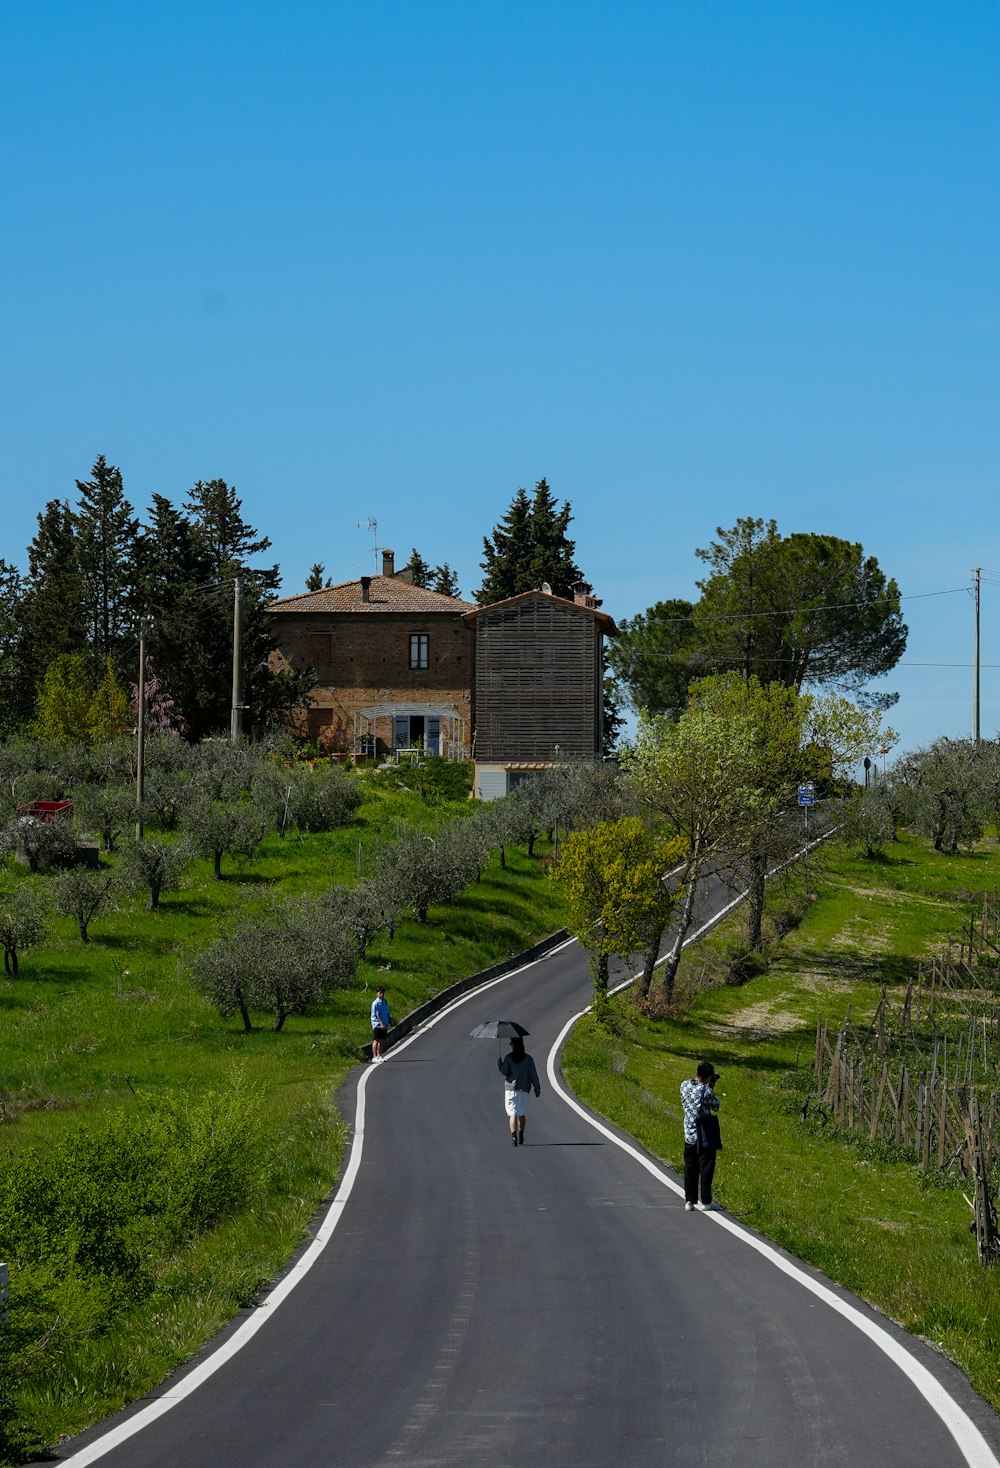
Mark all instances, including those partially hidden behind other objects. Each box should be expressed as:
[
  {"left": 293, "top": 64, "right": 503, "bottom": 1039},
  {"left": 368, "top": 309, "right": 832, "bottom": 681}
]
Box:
[
  {"left": 973, "top": 567, "right": 981, "bottom": 744},
  {"left": 231, "top": 578, "right": 244, "bottom": 742},
  {"left": 136, "top": 620, "right": 150, "bottom": 838}
]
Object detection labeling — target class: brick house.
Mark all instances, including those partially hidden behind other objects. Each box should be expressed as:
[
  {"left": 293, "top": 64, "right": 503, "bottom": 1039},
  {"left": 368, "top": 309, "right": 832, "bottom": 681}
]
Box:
[
  {"left": 462, "top": 585, "right": 617, "bottom": 799},
  {"left": 268, "top": 550, "right": 475, "bottom": 757}
]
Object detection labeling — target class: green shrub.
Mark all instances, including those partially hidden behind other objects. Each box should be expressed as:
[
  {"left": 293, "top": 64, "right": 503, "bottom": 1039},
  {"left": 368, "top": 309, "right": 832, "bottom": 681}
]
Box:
[
  {"left": 390, "top": 758, "right": 474, "bottom": 802},
  {"left": 0, "top": 1079, "right": 271, "bottom": 1380}
]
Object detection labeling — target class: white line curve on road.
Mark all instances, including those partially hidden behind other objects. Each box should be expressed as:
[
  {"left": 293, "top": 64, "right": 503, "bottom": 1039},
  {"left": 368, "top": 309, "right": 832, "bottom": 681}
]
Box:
[
  {"left": 61, "top": 918, "right": 996, "bottom": 1468},
  {"left": 57, "top": 948, "right": 573, "bottom": 1466}
]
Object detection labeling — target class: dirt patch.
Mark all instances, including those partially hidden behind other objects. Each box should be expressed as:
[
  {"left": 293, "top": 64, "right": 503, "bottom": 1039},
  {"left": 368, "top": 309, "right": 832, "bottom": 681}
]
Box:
[
  {"left": 797, "top": 971, "right": 854, "bottom": 995},
  {"left": 835, "top": 881, "right": 952, "bottom": 912},
  {"left": 720, "top": 1001, "right": 804, "bottom": 1034}
]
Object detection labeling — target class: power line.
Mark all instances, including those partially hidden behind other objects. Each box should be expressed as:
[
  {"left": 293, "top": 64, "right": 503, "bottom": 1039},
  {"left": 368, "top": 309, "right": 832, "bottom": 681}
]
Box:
[{"left": 627, "top": 585, "right": 968, "bottom": 627}]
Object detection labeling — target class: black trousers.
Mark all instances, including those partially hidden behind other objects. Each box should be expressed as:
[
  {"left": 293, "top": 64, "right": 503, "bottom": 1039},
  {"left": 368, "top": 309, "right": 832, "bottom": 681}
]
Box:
[{"left": 684, "top": 1142, "right": 717, "bottom": 1204}]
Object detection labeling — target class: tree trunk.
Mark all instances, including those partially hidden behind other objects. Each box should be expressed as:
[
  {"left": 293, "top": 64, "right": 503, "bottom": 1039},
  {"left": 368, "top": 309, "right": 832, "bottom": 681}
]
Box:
[
  {"left": 4, "top": 948, "right": 16, "bottom": 977},
  {"left": 746, "top": 854, "right": 767, "bottom": 951},
  {"left": 214, "top": 849, "right": 223, "bottom": 879},
  {"left": 658, "top": 871, "right": 700, "bottom": 1005},
  {"left": 78, "top": 918, "right": 90, "bottom": 942},
  {"left": 591, "top": 951, "right": 609, "bottom": 1003},
  {"left": 636, "top": 925, "right": 666, "bottom": 1001},
  {"left": 235, "top": 985, "right": 252, "bottom": 1032},
  {"left": 499, "top": 844, "right": 506, "bottom": 870}
]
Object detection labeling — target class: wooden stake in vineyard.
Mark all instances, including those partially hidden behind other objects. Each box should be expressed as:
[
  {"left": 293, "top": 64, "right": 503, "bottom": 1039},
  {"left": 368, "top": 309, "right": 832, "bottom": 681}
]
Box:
[{"left": 964, "top": 1094, "right": 1000, "bottom": 1264}]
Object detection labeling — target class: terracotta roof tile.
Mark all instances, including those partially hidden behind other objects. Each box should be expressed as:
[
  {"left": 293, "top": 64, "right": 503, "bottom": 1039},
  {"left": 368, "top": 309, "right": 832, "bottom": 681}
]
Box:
[{"left": 270, "top": 576, "right": 477, "bottom": 615}]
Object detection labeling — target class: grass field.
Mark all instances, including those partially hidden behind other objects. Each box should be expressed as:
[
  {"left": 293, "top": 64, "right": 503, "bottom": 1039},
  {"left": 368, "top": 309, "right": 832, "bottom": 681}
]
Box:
[
  {"left": 0, "top": 771, "right": 569, "bottom": 1458},
  {"left": 10, "top": 794, "right": 1000, "bottom": 1454},
  {"left": 562, "top": 830, "right": 1000, "bottom": 1413}
]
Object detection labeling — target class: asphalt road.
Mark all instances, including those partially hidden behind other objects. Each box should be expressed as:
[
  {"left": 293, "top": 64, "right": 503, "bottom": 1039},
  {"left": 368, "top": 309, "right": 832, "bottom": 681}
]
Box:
[{"left": 58, "top": 930, "right": 1000, "bottom": 1468}]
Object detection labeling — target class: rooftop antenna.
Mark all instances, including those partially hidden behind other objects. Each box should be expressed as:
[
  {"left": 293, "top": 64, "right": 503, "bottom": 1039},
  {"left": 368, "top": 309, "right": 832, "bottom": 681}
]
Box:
[{"left": 358, "top": 517, "right": 379, "bottom": 572}]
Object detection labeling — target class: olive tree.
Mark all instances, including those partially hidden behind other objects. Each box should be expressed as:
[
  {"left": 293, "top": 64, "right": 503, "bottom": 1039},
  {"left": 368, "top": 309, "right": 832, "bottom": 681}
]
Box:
[
  {"left": 117, "top": 837, "right": 191, "bottom": 910},
  {"left": 1, "top": 813, "right": 77, "bottom": 873},
  {"left": 192, "top": 895, "right": 358, "bottom": 1031},
  {"left": 53, "top": 867, "right": 115, "bottom": 942},
  {"left": 73, "top": 781, "right": 135, "bottom": 854},
  {"left": 181, "top": 794, "right": 269, "bottom": 879},
  {"left": 0, "top": 883, "right": 50, "bottom": 975}
]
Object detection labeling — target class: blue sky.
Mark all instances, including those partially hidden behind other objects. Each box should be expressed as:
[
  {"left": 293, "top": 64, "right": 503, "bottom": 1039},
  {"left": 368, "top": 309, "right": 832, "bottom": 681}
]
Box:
[{"left": 2, "top": 1, "right": 998, "bottom": 757}]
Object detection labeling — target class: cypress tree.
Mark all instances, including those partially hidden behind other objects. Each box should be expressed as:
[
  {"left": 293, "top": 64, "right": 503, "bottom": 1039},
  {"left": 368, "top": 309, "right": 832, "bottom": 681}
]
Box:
[
  {"left": 476, "top": 480, "right": 584, "bottom": 604},
  {"left": 19, "top": 499, "right": 87, "bottom": 688},
  {"left": 0, "top": 559, "right": 29, "bottom": 733},
  {"left": 406, "top": 548, "right": 432, "bottom": 587},
  {"left": 136, "top": 494, "right": 215, "bottom": 737},
  {"left": 182, "top": 479, "right": 288, "bottom": 736},
  {"left": 75, "top": 455, "right": 140, "bottom": 670}
]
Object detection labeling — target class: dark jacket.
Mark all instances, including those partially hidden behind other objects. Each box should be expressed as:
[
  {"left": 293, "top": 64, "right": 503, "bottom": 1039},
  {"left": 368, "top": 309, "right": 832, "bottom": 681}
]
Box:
[{"left": 498, "top": 1054, "right": 541, "bottom": 1095}]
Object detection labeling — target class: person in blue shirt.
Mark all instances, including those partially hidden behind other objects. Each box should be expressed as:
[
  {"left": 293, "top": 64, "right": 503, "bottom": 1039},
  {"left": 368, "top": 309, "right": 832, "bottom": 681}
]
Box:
[
  {"left": 370, "top": 986, "right": 391, "bottom": 1063},
  {"left": 680, "top": 1061, "right": 722, "bottom": 1211}
]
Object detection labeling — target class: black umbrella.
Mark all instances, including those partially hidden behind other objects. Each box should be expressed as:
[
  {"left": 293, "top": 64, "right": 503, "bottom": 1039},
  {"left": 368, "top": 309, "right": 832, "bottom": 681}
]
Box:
[
  {"left": 468, "top": 1019, "right": 530, "bottom": 1057},
  {"left": 468, "top": 1019, "right": 529, "bottom": 1040}
]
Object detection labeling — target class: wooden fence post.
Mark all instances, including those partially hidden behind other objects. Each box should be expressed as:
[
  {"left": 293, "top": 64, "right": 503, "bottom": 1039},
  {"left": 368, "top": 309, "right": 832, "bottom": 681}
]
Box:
[{"left": 870, "top": 1063, "right": 889, "bottom": 1142}]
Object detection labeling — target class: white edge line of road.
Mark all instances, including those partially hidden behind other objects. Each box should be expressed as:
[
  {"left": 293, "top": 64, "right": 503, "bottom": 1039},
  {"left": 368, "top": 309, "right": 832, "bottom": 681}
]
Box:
[
  {"left": 57, "top": 947, "right": 575, "bottom": 1467},
  {"left": 544, "top": 873, "right": 1000, "bottom": 1468},
  {"left": 61, "top": 833, "right": 998, "bottom": 1468}
]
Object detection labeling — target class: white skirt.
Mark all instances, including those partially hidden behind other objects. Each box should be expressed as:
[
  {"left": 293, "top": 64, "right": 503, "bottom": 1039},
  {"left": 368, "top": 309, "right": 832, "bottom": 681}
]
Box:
[{"left": 504, "top": 1088, "right": 528, "bottom": 1117}]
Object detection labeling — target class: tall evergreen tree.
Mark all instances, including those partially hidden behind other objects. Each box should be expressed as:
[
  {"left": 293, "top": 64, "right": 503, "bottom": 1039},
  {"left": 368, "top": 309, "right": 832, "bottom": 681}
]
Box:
[
  {"left": 407, "top": 548, "right": 432, "bottom": 587},
  {"left": 75, "top": 455, "right": 140, "bottom": 670},
  {"left": 184, "top": 479, "right": 278, "bottom": 585},
  {"left": 305, "top": 563, "right": 330, "bottom": 591},
  {"left": 19, "top": 499, "right": 87, "bottom": 689},
  {"left": 430, "top": 563, "right": 460, "bottom": 598},
  {"left": 476, "top": 480, "right": 583, "bottom": 604},
  {"left": 182, "top": 479, "right": 286, "bottom": 736},
  {"left": 0, "top": 559, "right": 29, "bottom": 733},
  {"left": 136, "top": 494, "right": 215, "bottom": 735}
]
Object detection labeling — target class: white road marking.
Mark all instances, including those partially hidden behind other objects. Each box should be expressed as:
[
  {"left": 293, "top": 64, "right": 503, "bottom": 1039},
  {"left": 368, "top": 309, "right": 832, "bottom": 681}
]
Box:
[
  {"left": 60, "top": 912, "right": 996, "bottom": 1468},
  {"left": 57, "top": 948, "right": 572, "bottom": 1466},
  {"left": 545, "top": 896, "right": 1000, "bottom": 1468}
]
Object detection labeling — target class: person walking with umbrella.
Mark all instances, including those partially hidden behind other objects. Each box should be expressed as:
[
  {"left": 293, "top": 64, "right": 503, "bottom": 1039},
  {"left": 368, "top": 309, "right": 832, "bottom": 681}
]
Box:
[{"left": 499, "top": 1035, "right": 540, "bottom": 1146}]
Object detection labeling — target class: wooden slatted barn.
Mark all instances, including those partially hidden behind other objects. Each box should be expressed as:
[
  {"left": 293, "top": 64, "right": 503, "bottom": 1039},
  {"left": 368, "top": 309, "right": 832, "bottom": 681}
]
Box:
[{"left": 463, "top": 584, "right": 617, "bottom": 799}]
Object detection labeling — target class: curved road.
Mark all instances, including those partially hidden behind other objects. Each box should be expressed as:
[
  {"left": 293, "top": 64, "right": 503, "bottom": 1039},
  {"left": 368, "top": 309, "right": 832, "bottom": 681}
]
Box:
[{"left": 59, "top": 936, "right": 1000, "bottom": 1467}]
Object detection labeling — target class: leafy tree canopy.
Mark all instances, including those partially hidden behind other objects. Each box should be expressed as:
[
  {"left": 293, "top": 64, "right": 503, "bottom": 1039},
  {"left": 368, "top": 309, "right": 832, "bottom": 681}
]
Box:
[
  {"left": 693, "top": 517, "right": 907, "bottom": 701},
  {"left": 552, "top": 816, "right": 684, "bottom": 1004},
  {"left": 608, "top": 599, "right": 700, "bottom": 717}
]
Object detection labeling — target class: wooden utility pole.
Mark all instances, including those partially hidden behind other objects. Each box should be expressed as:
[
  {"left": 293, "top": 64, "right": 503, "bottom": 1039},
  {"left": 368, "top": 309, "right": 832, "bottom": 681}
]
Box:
[
  {"left": 231, "top": 578, "right": 244, "bottom": 743},
  {"left": 973, "top": 567, "right": 982, "bottom": 744},
  {"left": 136, "top": 620, "right": 149, "bottom": 838}
]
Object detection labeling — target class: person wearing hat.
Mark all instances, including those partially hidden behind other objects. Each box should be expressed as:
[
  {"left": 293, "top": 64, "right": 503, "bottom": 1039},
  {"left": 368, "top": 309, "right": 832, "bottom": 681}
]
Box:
[{"left": 680, "top": 1061, "right": 722, "bottom": 1211}]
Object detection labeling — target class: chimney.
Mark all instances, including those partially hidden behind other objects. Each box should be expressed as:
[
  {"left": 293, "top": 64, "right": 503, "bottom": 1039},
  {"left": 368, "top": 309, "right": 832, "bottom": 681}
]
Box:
[
  {"left": 360, "top": 576, "right": 371, "bottom": 603},
  {"left": 382, "top": 548, "right": 395, "bottom": 578},
  {"left": 573, "top": 580, "right": 601, "bottom": 609}
]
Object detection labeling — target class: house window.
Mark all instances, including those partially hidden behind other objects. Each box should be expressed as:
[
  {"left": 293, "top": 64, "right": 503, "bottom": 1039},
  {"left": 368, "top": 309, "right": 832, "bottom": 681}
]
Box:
[{"left": 409, "top": 633, "right": 429, "bottom": 670}]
